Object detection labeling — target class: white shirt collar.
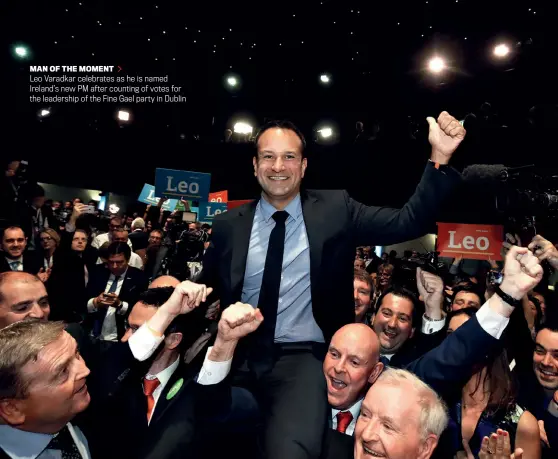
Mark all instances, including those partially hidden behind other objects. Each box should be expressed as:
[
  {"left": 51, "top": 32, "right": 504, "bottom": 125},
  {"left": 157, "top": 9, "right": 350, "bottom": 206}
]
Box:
[
  {"left": 145, "top": 357, "right": 180, "bottom": 391},
  {"left": 381, "top": 352, "right": 395, "bottom": 361},
  {"left": 331, "top": 397, "right": 364, "bottom": 422},
  {"left": 5, "top": 256, "right": 23, "bottom": 265}
]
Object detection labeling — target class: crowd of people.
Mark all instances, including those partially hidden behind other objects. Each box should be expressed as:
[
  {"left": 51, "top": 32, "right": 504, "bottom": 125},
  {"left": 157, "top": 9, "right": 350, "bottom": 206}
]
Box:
[{"left": 0, "top": 111, "right": 557, "bottom": 459}]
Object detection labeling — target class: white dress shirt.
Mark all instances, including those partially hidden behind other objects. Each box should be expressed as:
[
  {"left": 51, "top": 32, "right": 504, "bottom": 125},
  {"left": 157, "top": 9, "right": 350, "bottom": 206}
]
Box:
[
  {"left": 331, "top": 398, "right": 363, "bottom": 436},
  {"left": 0, "top": 422, "right": 91, "bottom": 459},
  {"left": 5, "top": 256, "right": 23, "bottom": 271},
  {"left": 86, "top": 270, "right": 129, "bottom": 342}
]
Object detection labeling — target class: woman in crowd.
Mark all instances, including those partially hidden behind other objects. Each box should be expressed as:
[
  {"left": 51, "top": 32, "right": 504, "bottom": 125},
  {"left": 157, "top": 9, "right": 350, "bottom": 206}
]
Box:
[
  {"left": 442, "top": 307, "right": 541, "bottom": 458},
  {"left": 39, "top": 228, "right": 60, "bottom": 271}
]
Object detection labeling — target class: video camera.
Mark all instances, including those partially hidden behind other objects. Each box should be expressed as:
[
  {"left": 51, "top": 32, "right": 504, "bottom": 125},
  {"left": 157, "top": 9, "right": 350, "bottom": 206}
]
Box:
[{"left": 463, "top": 164, "right": 558, "bottom": 217}]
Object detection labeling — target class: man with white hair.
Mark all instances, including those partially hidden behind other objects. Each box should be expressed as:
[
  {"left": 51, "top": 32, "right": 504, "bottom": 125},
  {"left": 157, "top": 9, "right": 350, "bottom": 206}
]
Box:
[
  {"left": 129, "top": 218, "right": 149, "bottom": 251},
  {"left": 354, "top": 368, "right": 448, "bottom": 459}
]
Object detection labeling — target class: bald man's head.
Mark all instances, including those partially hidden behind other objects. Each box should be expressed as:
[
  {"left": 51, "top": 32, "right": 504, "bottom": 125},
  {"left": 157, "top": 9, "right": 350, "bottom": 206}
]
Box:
[
  {"left": 0, "top": 272, "right": 50, "bottom": 329},
  {"left": 150, "top": 275, "right": 180, "bottom": 289},
  {"left": 323, "top": 324, "right": 383, "bottom": 410}
]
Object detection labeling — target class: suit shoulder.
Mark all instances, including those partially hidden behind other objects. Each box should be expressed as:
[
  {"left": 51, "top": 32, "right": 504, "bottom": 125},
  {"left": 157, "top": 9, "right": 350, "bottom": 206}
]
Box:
[
  {"left": 126, "top": 266, "right": 144, "bottom": 277},
  {"left": 305, "top": 189, "right": 346, "bottom": 197}
]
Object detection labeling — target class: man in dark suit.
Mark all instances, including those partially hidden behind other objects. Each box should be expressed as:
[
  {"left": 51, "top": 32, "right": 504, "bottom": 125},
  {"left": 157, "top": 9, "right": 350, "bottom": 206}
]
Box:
[
  {"left": 0, "top": 226, "right": 41, "bottom": 275},
  {"left": 85, "top": 242, "right": 148, "bottom": 347},
  {"left": 84, "top": 280, "right": 262, "bottom": 459},
  {"left": 201, "top": 113, "right": 466, "bottom": 458}
]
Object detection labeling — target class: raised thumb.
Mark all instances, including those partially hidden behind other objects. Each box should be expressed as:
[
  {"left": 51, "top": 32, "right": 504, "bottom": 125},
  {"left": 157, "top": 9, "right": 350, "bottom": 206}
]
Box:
[{"left": 426, "top": 117, "right": 437, "bottom": 128}]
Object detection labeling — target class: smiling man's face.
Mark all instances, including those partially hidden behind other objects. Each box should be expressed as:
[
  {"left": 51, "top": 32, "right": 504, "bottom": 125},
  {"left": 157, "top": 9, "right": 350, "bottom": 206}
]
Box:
[
  {"left": 323, "top": 324, "right": 382, "bottom": 411},
  {"left": 253, "top": 127, "right": 307, "bottom": 209}
]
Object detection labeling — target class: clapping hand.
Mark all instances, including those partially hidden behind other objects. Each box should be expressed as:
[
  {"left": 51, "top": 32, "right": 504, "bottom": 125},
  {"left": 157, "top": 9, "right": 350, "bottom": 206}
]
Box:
[
  {"left": 479, "top": 429, "right": 523, "bottom": 459},
  {"left": 37, "top": 267, "right": 51, "bottom": 283}
]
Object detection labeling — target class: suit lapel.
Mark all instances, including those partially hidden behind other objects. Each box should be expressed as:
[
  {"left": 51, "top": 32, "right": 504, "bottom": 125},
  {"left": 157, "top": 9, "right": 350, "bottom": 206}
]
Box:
[
  {"left": 230, "top": 200, "right": 258, "bottom": 300},
  {"left": 150, "top": 362, "right": 193, "bottom": 426},
  {"left": 301, "top": 191, "right": 324, "bottom": 298}
]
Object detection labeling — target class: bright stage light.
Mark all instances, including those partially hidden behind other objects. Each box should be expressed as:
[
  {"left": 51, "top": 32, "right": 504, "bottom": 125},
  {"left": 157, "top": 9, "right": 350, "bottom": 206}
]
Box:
[
  {"left": 318, "top": 127, "right": 333, "bottom": 138},
  {"left": 117, "top": 110, "right": 130, "bottom": 121},
  {"left": 227, "top": 76, "right": 238, "bottom": 87},
  {"left": 15, "top": 46, "right": 27, "bottom": 57},
  {"left": 320, "top": 74, "right": 331, "bottom": 84},
  {"left": 494, "top": 43, "right": 510, "bottom": 58},
  {"left": 39, "top": 109, "right": 50, "bottom": 117},
  {"left": 428, "top": 57, "right": 446, "bottom": 73},
  {"left": 234, "top": 121, "right": 253, "bottom": 134}
]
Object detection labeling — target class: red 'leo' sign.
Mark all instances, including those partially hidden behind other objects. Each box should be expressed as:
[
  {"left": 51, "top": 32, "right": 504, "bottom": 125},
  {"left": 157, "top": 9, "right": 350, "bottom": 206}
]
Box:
[
  {"left": 437, "top": 223, "right": 504, "bottom": 261},
  {"left": 209, "top": 191, "right": 228, "bottom": 203}
]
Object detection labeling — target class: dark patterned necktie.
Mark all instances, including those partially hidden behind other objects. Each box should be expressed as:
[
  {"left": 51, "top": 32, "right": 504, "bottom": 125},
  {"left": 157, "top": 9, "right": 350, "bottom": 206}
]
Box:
[{"left": 45, "top": 425, "right": 83, "bottom": 458}]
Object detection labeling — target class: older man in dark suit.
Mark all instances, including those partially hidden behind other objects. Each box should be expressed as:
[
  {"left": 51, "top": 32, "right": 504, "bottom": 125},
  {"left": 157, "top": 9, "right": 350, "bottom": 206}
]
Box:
[{"left": 201, "top": 113, "right": 466, "bottom": 458}]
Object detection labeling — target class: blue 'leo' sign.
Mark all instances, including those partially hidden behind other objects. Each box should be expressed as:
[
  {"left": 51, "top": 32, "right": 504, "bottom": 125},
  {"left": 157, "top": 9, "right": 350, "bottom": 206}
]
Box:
[
  {"left": 198, "top": 202, "right": 228, "bottom": 221},
  {"left": 155, "top": 168, "right": 211, "bottom": 201}
]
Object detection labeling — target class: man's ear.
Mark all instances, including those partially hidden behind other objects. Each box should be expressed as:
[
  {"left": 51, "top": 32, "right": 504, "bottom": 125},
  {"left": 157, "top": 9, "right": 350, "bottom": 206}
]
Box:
[
  {"left": 0, "top": 399, "right": 26, "bottom": 426},
  {"left": 410, "top": 327, "right": 416, "bottom": 340},
  {"left": 252, "top": 156, "right": 258, "bottom": 177},
  {"left": 301, "top": 157, "right": 308, "bottom": 177},
  {"left": 164, "top": 332, "right": 183, "bottom": 351},
  {"left": 368, "top": 362, "right": 384, "bottom": 385},
  {"left": 417, "top": 435, "right": 438, "bottom": 459}
]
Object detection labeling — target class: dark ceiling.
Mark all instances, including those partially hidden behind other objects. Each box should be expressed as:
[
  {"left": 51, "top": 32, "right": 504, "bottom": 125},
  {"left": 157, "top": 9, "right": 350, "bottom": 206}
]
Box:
[{"left": 2, "top": 0, "right": 557, "bottom": 228}]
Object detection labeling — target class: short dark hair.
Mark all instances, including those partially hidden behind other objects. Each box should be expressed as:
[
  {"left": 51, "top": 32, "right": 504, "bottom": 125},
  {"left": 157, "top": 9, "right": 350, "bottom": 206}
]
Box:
[
  {"left": 137, "top": 287, "right": 206, "bottom": 349},
  {"left": 254, "top": 120, "right": 307, "bottom": 157},
  {"left": 150, "top": 229, "right": 164, "bottom": 238},
  {"left": 107, "top": 242, "right": 131, "bottom": 261},
  {"left": 110, "top": 216, "right": 123, "bottom": 226},
  {"left": 1, "top": 226, "right": 26, "bottom": 241},
  {"left": 375, "top": 286, "right": 423, "bottom": 329},
  {"left": 450, "top": 284, "right": 483, "bottom": 305}
]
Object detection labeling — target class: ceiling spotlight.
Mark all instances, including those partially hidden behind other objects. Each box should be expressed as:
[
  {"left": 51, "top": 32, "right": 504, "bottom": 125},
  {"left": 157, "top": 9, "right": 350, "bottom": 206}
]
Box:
[
  {"left": 227, "top": 76, "right": 237, "bottom": 87},
  {"left": 320, "top": 74, "right": 331, "bottom": 84},
  {"left": 12, "top": 44, "right": 31, "bottom": 60},
  {"left": 233, "top": 122, "right": 253, "bottom": 134},
  {"left": 428, "top": 57, "right": 446, "bottom": 74},
  {"left": 39, "top": 108, "right": 50, "bottom": 117},
  {"left": 493, "top": 43, "right": 510, "bottom": 58},
  {"left": 117, "top": 110, "right": 130, "bottom": 122},
  {"left": 15, "top": 46, "right": 27, "bottom": 57},
  {"left": 318, "top": 127, "right": 333, "bottom": 138}
]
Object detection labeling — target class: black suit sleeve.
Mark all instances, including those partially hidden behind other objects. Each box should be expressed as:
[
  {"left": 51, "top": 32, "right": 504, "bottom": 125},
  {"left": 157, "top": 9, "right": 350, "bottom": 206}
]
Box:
[
  {"left": 405, "top": 315, "right": 501, "bottom": 397},
  {"left": 349, "top": 162, "right": 461, "bottom": 247}
]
